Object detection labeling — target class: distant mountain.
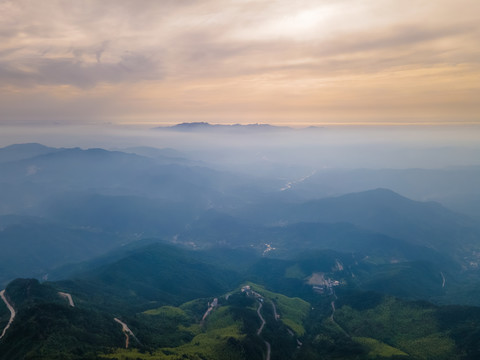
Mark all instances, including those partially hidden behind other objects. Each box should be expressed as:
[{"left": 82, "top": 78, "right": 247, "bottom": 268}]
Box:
[
  {"left": 0, "top": 147, "right": 156, "bottom": 214},
  {"left": 291, "top": 189, "right": 479, "bottom": 251},
  {"left": 0, "top": 145, "right": 253, "bottom": 216},
  {"left": 43, "top": 193, "right": 199, "bottom": 236},
  {"left": 155, "top": 122, "right": 292, "bottom": 132},
  {"left": 0, "top": 143, "right": 60, "bottom": 163},
  {"left": 0, "top": 216, "right": 126, "bottom": 286},
  {"left": 0, "top": 147, "right": 151, "bottom": 186},
  {"left": 176, "top": 210, "right": 449, "bottom": 268},
  {"left": 282, "top": 167, "right": 480, "bottom": 221},
  {"left": 247, "top": 251, "right": 449, "bottom": 302},
  {"left": 232, "top": 188, "right": 480, "bottom": 265},
  {"left": 55, "top": 243, "right": 240, "bottom": 312},
  {"left": 113, "top": 146, "right": 190, "bottom": 163}
]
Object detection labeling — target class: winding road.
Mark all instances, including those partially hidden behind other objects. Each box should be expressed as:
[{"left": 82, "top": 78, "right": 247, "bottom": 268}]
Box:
[
  {"left": 58, "top": 292, "right": 75, "bottom": 307},
  {"left": 256, "top": 302, "right": 266, "bottom": 335},
  {"left": 264, "top": 340, "right": 271, "bottom": 360},
  {"left": 330, "top": 299, "right": 336, "bottom": 321},
  {"left": 114, "top": 318, "right": 140, "bottom": 349},
  {"left": 270, "top": 300, "right": 279, "bottom": 321},
  {"left": 330, "top": 293, "right": 349, "bottom": 337},
  {"left": 256, "top": 301, "right": 271, "bottom": 360},
  {"left": 201, "top": 298, "right": 218, "bottom": 324},
  {"left": 0, "top": 290, "right": 15, "bottom": 339}
]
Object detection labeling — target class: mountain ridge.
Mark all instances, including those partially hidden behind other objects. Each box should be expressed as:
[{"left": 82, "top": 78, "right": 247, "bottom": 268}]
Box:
[{"left": 155, "top": 122, "right": 293, "bottom": 132}]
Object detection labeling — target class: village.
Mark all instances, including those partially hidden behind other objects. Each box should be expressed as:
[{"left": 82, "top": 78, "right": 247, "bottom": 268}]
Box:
[{"left": 306, "top": 272, "right": 341, "bottom": 295}]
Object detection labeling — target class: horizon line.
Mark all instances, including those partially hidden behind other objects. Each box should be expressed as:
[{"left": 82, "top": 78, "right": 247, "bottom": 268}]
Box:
[{"left": 1, "top": 120, "right": 480, "bottom": 128}]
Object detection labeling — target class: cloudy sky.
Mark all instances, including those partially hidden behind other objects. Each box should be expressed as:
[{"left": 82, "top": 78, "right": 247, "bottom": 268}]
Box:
[{"left": 1, "top": 0, "right": 479, "bottom": 126}]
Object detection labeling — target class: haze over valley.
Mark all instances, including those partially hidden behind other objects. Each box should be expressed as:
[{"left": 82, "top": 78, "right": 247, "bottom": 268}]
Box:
[
  {"left": 1, "top": 0, "right": 480, "bottom": 358},
  {"left": 0, "top": 123, "right": 480, "bottom": 359}
]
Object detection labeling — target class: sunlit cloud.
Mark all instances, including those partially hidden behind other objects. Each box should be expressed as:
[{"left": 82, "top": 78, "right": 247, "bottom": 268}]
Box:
[{"left": 0, "top": 0, "right": 479, "bottom": 125}]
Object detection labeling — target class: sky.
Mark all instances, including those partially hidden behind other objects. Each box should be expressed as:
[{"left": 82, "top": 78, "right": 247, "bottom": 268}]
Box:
[{"left": 0, "top": 0, "right": 479, "bottom": 126}]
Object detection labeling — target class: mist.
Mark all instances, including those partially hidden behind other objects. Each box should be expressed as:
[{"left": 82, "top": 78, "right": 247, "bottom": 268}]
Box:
[
  {"left": 1, "top": 124, "right": 479, "bottom": 172},
  {"left": 2, "top": 0, "right": 480, "bottom": 357}
]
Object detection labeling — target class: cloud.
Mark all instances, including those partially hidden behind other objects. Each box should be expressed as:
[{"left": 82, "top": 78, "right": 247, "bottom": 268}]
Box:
[
  {"left": 0, "top": 0, "right": 479, "bottom": 124},
  {"left": 0, "top": 50, "right": 162, "bottom": 88}
]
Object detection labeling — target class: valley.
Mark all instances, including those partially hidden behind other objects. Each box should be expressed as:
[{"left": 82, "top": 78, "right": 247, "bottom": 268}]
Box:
[
  {"left": 2, "top": 0, "right": 480, "bottom": 356},
  {"left": 0, "top": 142, "right": 479, "bottom": 359}
]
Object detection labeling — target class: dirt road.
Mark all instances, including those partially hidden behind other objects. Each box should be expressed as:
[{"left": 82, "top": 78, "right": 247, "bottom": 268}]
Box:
[
  {"left": 58, "top": 292, "right": 75, "bottom": 307},
  {"left": 114, "top": 318, "right": 140, "bottom": 349},
  {"left": 0, "top": 290, "right": 15, "bottom": 339},
  {"left": 256, "top": 301, "right": 266, "bottom": 335},
  {"left": 256, "top": 301, "right": 271, "bottom": 360}
]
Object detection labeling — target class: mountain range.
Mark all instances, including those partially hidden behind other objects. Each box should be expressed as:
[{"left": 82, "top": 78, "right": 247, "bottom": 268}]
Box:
[
  {"left": 155, "top": 122, "right": 294, "bottom": 132},
  {"left": 1, "top": 142, "right": 480, "bottom": 359}
]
